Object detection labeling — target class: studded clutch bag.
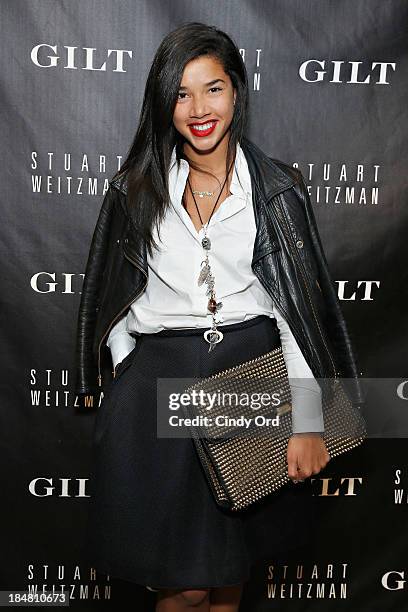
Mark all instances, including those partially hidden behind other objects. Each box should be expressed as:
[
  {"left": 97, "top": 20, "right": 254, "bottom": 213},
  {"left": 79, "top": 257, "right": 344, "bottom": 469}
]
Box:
[{"left": 181, "top": 344, "right": 366, "bottom": 511}]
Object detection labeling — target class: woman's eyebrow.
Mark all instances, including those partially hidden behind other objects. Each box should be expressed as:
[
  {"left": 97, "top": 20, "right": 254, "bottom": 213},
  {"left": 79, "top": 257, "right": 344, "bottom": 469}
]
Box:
[{"left": 178, "top": 78, "right": 226, "bottom": 91}]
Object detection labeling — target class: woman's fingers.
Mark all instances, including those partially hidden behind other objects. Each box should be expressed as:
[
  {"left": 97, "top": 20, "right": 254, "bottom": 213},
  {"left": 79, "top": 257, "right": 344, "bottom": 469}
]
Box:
[{"left": 287, "top": 435, "right": 330, "bottom": 482}]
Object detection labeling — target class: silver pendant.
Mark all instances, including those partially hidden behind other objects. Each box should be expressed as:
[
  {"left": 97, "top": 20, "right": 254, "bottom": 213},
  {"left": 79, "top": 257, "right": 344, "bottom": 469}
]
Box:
[
  {"left": 204, "top": 328, "right": 224, "bottom": 351},
  {"left": 205, "top": 273, "right": 215, "bottom": 294},
  {"left": 197, "top": 262, "right": 210, "bottom": 286},
  {"left": 201, "top": 236, "right": 211, "bottom": 250}
]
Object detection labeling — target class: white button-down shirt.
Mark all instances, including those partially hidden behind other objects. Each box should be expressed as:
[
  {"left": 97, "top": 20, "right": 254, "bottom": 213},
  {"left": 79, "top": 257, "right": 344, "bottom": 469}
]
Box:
[{"left": 107, "top": 141, "right": 324, "bottom": 433}]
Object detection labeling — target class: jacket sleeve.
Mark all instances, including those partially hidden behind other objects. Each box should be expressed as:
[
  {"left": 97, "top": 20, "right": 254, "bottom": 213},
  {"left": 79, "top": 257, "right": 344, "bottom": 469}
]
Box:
[
  {"left": 292, "top": 171, "right": 364, "bottom": 406},
  {"left": 74, "top": 186, "right": 116, "bottom": 396}
]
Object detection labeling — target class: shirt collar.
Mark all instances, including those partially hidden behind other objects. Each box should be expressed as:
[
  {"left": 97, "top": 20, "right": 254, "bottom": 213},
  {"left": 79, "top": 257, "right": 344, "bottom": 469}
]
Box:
[{"left": 169, "top": 140, "right": 252, "bottom": 213}]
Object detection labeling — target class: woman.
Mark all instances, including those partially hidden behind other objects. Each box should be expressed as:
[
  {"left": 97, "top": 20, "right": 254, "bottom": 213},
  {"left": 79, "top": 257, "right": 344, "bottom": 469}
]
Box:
[{"left": 76, "top": 22, "right": 363, "bottom": 611}]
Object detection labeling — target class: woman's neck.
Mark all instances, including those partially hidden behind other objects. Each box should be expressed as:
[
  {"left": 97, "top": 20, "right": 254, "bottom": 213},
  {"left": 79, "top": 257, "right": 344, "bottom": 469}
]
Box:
[{"left": 182, "top": 135, "right": 233, "bottom": 175}]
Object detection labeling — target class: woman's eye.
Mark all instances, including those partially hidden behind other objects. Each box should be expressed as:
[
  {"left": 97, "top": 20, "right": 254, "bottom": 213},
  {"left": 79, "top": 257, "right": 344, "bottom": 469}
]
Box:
[{"left": 177, "top": 87, "right": 222, "bottom": 100}]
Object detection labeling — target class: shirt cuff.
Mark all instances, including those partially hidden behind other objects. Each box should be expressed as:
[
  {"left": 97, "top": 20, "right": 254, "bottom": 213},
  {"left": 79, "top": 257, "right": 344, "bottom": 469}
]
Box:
[
  {"left": 290, "top": 380, "right": 324, "bottom": 434},
  {"left": 269, "top": 309, "right": 325, "bottom": 434},
  {"left": 107, "top": 333, "right": 136, "bottom": 369},
  {"left": 106, "top": 313, "right": 136, "bottom": 369}
]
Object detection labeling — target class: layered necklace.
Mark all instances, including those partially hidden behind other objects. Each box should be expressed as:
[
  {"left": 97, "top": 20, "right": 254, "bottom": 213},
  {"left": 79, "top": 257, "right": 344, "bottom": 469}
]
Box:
[{"left": 184, "top": 157, "right": 235, "bottom": 352}]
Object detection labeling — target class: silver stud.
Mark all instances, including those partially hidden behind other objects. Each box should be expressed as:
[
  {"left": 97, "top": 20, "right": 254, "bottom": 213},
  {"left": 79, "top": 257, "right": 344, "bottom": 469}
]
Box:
[{"left": 296, "top": 239, "right": 304, "bottom": 248}]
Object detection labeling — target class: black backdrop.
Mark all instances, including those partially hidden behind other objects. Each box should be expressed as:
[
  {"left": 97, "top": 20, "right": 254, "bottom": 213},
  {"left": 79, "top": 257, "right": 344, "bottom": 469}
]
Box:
[{"left": 1, "top": 1, "right": 408, "bottom": 610}]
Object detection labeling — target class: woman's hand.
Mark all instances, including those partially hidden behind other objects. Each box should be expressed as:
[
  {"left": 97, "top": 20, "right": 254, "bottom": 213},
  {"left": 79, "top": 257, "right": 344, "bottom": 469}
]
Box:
[{"left": 287, "top": 432, "right": 330, "bottom": 483}]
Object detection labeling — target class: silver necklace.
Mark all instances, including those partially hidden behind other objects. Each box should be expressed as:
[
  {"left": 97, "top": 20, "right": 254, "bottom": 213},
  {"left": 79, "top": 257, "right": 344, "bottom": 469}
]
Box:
[{"left": 186, "top": 159, "right": 234, "bottom": 352}]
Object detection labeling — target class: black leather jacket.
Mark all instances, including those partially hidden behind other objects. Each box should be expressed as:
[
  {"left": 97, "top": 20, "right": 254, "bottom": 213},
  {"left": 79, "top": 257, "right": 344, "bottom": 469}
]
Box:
[{"left": 74, "top": 135, "right": 364, "bottom": 407}]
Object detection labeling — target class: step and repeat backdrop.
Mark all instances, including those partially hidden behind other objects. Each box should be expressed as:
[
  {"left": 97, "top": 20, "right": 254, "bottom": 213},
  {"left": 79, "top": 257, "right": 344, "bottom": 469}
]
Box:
[{"left": 1, "top": 1, "right": 407, "bottom": 610}]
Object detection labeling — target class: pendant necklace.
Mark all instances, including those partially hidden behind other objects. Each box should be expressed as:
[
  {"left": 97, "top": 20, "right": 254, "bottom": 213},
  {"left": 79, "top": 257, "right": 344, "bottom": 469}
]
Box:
[{"left": 185, "top": 158, "right": 234, "bottom": 352}]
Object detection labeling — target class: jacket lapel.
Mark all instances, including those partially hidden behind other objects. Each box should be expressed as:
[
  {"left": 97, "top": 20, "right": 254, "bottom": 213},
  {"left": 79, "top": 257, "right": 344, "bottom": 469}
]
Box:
[{"left": 239, "top": 136, "right": 297, "bottom": 263}]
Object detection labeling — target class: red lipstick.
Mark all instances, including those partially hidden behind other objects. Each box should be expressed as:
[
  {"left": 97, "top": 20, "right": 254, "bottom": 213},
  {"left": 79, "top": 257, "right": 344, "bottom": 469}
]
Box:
[{"left": 189, "top": 120, "right": 218, "bottom": 138}]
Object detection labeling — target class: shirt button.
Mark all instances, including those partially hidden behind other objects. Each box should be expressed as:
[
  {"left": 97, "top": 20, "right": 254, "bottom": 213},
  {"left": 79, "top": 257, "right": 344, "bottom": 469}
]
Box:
[{"left": 296, "top": 239, "right": 304, "bottom": 248}]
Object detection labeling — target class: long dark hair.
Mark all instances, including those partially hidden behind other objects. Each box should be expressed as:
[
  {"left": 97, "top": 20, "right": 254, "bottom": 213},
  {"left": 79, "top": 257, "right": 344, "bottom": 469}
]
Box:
[{"left": 113, "top": 21, "right": 249, "bottom": 257}]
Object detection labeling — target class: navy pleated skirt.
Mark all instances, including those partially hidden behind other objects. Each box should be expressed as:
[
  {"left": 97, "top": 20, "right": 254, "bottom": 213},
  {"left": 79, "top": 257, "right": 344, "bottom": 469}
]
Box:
[{"left": 83, "top": 314, "right": 318, "bottom": 590}]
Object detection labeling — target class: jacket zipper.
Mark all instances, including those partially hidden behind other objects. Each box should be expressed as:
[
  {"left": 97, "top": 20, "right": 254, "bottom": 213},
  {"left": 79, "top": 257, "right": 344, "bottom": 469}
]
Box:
[
  {"left": 97, "top": 251, "right": 148, "bottom": 387},
  {"left": 274, "top": 194, "right": 338, "bottom": 381}
]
